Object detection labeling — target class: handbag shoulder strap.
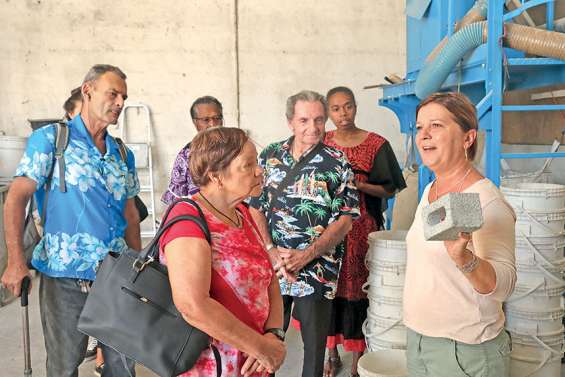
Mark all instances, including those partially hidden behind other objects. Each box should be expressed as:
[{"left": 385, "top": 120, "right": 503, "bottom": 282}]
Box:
[
  {"left": 138, "top": 198, "right": 210, "bottom": 262},
  {"left": 267, "top": 142, "right": 324, "bottom": 231},
  {"left": 160, "top": 197, "right": 206, "bottom": 229}
]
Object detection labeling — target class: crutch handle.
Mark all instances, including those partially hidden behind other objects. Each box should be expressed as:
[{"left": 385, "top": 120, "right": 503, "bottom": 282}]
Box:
[{"left": 21, "top": 276, "right": 30, "bottom": 307}]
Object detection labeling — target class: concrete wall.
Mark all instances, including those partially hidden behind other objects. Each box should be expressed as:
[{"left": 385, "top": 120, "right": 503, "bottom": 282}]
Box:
[{"left": 0, "top": 0, "right": 406, "bottom": 213}]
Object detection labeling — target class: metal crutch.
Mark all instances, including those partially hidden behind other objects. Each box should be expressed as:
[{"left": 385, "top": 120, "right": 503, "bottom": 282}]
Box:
[{"left": 21, "top": 276, "right": 32, "bottom": 376}]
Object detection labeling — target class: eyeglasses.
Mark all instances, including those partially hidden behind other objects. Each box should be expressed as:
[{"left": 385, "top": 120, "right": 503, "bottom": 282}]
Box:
[{"left": 193, "top": 115, "right": 223, "bottom": 123}]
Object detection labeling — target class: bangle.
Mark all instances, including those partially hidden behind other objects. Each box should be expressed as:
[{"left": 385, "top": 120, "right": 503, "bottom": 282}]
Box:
[
  {"left": 457, "top": 251, "right": 480, "bottom": 274},
  {"left": 265, "top": 243, "right": 274, "bottom": 251}
]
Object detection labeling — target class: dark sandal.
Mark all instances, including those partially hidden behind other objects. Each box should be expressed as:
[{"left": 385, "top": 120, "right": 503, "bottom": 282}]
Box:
[{"left": 323, "top": 356, "right": 343, "bottom": 377}]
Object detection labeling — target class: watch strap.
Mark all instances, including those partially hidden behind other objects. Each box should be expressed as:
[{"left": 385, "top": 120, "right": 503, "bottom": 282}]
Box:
[{"left": 264, "top": 327, "right": 285, "bottom": 341}]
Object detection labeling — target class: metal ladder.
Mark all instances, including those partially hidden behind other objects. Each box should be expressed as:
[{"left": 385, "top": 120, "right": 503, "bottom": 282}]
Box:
[{"left": 115, "top": 102, "right": 157, "bottom": 239}]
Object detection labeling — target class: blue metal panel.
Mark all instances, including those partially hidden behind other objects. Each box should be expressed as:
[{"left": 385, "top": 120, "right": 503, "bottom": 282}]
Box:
[
  {"left": 406, "top": 0, "right": 433, "bottom": 19},
  {"left": 506, "top": 64, "right": 565, "bottom": 91}
]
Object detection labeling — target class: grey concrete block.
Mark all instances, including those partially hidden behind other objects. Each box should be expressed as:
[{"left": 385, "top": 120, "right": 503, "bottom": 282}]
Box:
[{"left": 422, "top": 192, "right": 483, "bottom": 241}]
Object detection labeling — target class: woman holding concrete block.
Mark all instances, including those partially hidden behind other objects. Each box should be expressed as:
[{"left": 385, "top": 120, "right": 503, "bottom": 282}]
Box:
[{"left": 404, "top": 92, "right": 516, "bottom": 377}]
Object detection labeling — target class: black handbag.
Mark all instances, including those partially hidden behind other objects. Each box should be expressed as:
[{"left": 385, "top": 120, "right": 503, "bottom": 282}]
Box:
[
  {"left": 78, "top": 198, "right": 221, "bottom": 377},
  {"left": 134, "top": 195, "right": 149, "bottom": 222},
  {"left": 114, "top": 137, "right": 149, "bottom": 223}
]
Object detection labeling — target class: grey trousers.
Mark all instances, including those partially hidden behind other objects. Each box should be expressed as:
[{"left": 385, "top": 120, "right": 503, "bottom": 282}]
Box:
[
  {"left": 39, "top": 274, "right": 136, "bottom": 377},
  {"left": 406, "top": 327, "right": 511, "bottom": 377}
]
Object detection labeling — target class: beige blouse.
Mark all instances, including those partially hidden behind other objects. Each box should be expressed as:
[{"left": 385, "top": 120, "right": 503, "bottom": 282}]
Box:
[{"left": 403, "top": 178, "right": 516, "bottom": 344}]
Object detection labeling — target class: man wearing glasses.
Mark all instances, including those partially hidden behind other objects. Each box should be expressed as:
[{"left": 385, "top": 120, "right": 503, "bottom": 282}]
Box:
[{"left": 161, "top": 95, "right": 224, "bottom": 204}]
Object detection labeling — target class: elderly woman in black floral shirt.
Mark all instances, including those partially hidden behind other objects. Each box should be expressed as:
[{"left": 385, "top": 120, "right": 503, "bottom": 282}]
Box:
[{"left": 250, "top": 90, "right": 360, "bottom": 377}]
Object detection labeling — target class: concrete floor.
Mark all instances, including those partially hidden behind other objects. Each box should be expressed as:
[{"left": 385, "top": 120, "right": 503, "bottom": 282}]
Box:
[
  {"left": 3, "top": 282, "right": 564, "bottom": 377},
  {"left": 0, "top": 280, "right": 353, "bottom": 377}
]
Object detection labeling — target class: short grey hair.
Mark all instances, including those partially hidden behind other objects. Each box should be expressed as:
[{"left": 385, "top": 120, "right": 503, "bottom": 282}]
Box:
[
  {"left": 82, "top": 64, "right": 127, "bottom": 84},
  {"left": 285, "top": 90, "right": 327, "bottom": 120}
]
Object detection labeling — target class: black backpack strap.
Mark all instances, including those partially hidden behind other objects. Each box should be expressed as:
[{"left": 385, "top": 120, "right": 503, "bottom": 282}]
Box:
[
  {"left": 39, "top": 121, "right": 69, "bottom": 225},
  {"left": 114, "top": 137, "right": 128, "bottom": 162},
  {"left": 54, "top": 122, "right": 69, "bottom": 192}
]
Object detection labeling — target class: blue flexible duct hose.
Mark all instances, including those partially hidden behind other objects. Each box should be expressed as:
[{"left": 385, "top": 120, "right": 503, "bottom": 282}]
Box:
[{"left": 415, "top": 21, "right": 486, "bottom": 99}]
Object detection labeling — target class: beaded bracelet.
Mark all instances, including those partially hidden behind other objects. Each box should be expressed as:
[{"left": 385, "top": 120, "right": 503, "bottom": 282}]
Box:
[{"left": 457, "top": 251, "right": 480, "bottom": 274}]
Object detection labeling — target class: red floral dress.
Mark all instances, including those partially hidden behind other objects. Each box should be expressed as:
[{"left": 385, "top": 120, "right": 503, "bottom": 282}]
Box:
[
  {"left": 323, "top": 131, "right": 386, "bottom": 352},
  {"left": 159, "top": 201, "right": 273, "bottom": 376},
  {"left": 325, "top": 131, "right": 385, "bottom": 300}
]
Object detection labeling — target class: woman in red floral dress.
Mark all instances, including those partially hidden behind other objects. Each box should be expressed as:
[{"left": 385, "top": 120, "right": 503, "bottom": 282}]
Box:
[
  {"left": 323, "top": 87, "right": 406, "bottom": 377},
  {"left": 159, "top": 127, "right": 286, "bottom": 377}
]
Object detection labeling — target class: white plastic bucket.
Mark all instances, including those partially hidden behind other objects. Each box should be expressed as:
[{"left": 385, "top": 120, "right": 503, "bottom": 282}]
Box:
[
  {"left": 510, "top": 331, "right": 564, "bottom": 360},
  {"left": 361, "top": 274, "right": 404, "bottom": 304},
  {"left": 363, "top": 314, "right": 406, "bottom": 344},
  {"left": 366, "top": 337, "right": 407, "bottom": 352},
  {"left": 506, "top": 283, "right": 564, "bottom": 313},
  {"left": 504, "top": 307, "right": 564, "bottom": 337},
  {"left": 358, "top": 350, "right": 408, "bottom": 377},
  {"left": 366, "top": 231, "right": 408, "bottom": 265},
  {"left": 515, "top": 208, "right": 565, "bottom": 237},
  {"left": 515, "top": 263, "right": 564, "bottom": 289},
  {"left": 515, "top": 235, "right": 565, "bottom": 267},
  {"left": 367, "top": 291, "right": 403, "bottom": 320},
  {"left": 501, "top": 171, "right": 552, "bottom": 187},
  {"left": 364, "top": 264, "right": 406, "bottom": 291},
  {"left": 510, "top": 355, "right": 562, "bottom": 377},
  {"left": 501, "top": 183, "right": 565, "bottom": 211},
  {"left": 0, "top": 135, "right": 27, "bottom": 178},
  {"left": 510, "top": 331, "right": 564, "bottom": 377}
]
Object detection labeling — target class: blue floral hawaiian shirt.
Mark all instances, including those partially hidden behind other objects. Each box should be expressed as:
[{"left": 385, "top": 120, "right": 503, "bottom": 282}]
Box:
[
  {"left": 249, "top": 137, "right": 360, "bottom": 299},
  {"left": 15, "top": 115, "right": 140, "bottom": 280}
]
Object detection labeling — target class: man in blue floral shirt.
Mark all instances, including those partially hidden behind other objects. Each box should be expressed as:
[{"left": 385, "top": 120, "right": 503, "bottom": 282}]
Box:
[
  {"left": 250, "top": 90, "right": 359, "bottom": 377},
  {"left": 1, "top": 64, "right": 140, "bottom": 377}
]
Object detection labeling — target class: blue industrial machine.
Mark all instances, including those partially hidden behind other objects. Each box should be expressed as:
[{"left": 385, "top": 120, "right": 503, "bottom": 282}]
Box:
[{"left": 380, "top": 0, "right": 565, "bottom": 197}]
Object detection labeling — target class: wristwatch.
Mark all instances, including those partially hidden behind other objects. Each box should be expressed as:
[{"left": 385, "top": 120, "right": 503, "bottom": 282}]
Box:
[{"left": 264, "top": 327, "right": 285, "bottom": 341}]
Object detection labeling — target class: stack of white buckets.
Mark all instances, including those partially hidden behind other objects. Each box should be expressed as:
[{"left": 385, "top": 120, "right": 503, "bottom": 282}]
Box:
[
  {"left": 362, "top": 230, "right": 408, "bottom": 352},
  {"left": 0, "top": 134, "right": 28, "bottom": 182},
  {"left": 501, "top": 182, "right": 565, "bottom": 377}
]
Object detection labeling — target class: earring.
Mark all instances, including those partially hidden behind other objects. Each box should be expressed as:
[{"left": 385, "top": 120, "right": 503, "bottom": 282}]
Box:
[{"left": 464, "top": 147, "right": 469, "bottom": 161}]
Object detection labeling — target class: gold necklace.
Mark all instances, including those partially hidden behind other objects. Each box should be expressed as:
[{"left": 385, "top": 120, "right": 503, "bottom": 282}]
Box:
[
  {"left": 434, "top": 167, "right": 472, "bottom": 201},
  {"left": 199, "top": 192, "right": 241, "bottom": 227}
]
